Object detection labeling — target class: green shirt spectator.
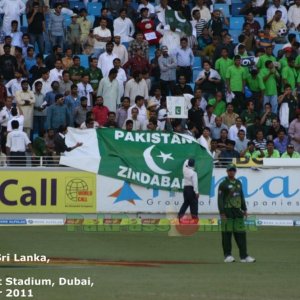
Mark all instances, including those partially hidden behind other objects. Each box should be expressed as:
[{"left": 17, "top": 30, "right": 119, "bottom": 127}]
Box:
[
  {"left": 260, "top": 67, "right": 279, "bottom": 96},
  {"left": 257, "top": 53, "right": 276, "bottom": 70},
  {"left": 281, "top": 146, "right": 300, "bottom": 158},
  {"left": 246, "top": 73, "right": 265, "bottom": 92},
  {"left": 281, "top": 65, "right": 297, "bottom": 91},
  {"left": 240, "top": 101, "right": 258, "bottom": 127},
  {"left": 208, "top": 93, "right": 226, "bottom": 117},
  {"left": 215, "top": 49, "right": 233, "bottom": 81},
  {"left": 69, "top": 56, "right": 86, "bottom": 84},
  {"left": 226, "top": 65, "right": 246, "bottom": 92}
]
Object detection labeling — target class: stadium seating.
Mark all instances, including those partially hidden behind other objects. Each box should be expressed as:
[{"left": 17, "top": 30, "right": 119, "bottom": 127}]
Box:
[
  {"left": 78, "top": 54, "right": 90, "bottom": 68},
  {"left": 229, "top": 17, "right": 244, "bottom": 30},
  {"left": 22, "top": 14, "right": 28, "bottom": 28},
  {"left": 273, "top": 44, "right": 282, "bottom": 57},
  {"left": 70, "top": 1, "right": 85, "bottom": 10},
  {"left": 213, "top": 4, "right": 230, "bottom": 17},
  {"left": 193, "top": 56, "right": 201, "bottom": 68},
  {"left": 254, "top": 17, "right": 265, "bottom": 29},
  {"left": 87, "top": 2, "right": 102, "bottom": 16},
  {"left": 229, "top": 29, "right": 241, "bottom": 43},
  {"left": 231, "top": 3, "right": 244, "bottom": 16},
  {"left": 86, "top": 15, "right": 95, "bottom": 25},
  {"left": 64, "top": 17, "right": 72, "bottom": 28}
]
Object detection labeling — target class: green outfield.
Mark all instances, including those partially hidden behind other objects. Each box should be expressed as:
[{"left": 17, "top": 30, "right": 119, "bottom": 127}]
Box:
[{"left": 0, "top": 226, "right": 299, "bottom": 300}]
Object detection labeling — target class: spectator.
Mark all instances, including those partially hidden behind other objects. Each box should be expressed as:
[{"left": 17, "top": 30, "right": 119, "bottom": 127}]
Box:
[
  {"left": 0, "top": 36, "right": 15, "bottom": 55},
  {"left": 59, "top": 71, "right": 73, "bottom": 96},
  {"left": 69, "top": 56, "right": 85, "bottom": 84},
  {"left": 65, "top": 84, "right": 80, "bottom": 116},
  {"left": 67, "top": 14, "right": 81, "bottom": 55},
  {"left": 260, "top": 102, "right": 277, "bottom": 134},
  {"left": 77, "top": 74, "right": 93, "bottom": 107},
  {"left": 240, "top": 100, "right": 258, "bottom": 127},
  {"left": 267, "top": 117, "right": 286, "bottom": 140},
  {"left": 219, "top": 140, "right": 240, "bottom": 165},
  {"left": 281, "top": 57, "right": 297, "bottom": 92},
  {"left": 128, "top": 31, "right": 149, "bottom": 59},
  {"left": 86, "top": 57, "right": 103, "bottom": 94},
  {"left": 97, "top": 42, "right": 117, "bottom": 77},
  {"left": 268, "top": 11, "right": 287, "bottom": 42},
  {"left": 247, "top": 116, "right": 265, "bottom": 140},
  {"left": 208, "top": 91, "right": 226, "bottom": 117},
  {"left": 198, "top": 126, "right": 211, "bottom": 151},
  {"left": 113, "top": 36, "right": 129, "bottom": 66},
  {"left": 191, "top": 0, "right": 211, "bottom": 22},
  {"left": 226, "top": 55, "right": 247, "bottom": 114},
  {"left": 155, "top": 0, "right": 170, "bottom": 25},
  {"left": 203, "top": 104, "right": 216, "bottom": 129},
  {"left": 93, "top": 7, "right": 114, "bottom": 34},
  {"left": 158, "top": 46, "right": 176, "bottom": 96},
  {"left": 124, "top": 119, "right": 133, "bottom": 131},
  {"left": 228, "top": 117, "right": 247, "bottom": 141},
  {"left": 124, "top": 47, "right": 151, "bottom": 76},
  {"left": 157, "top": 24, "right": 181, "bottom": 55},
  {"left": 137, "top": 0, "right": 155, "bottom": 18},
  {"left": 54, "top": 125, "right": 82, "bottom": 156},
  {"left": 288, "top": 110, "right": 300, "bottom": 152},
  {"left": 260, "top": 60, "right": 279, "bottom": 113},
  {"left": 0, "top": 44, "right": 18, "bottom": 82},
  {"left": 221, "top": 103, "right": 239, "bottom": 128},
  {"left": 127, "top": 95, "right": 147, "bottom": 124},
  {"left": 92, "top": 96, "right": 109, "bottom": 127},
  {"left": 33, "top": 68, "right": 51, "bottom": 95},
  {"left": 15, "top": 80, "right": 35, "bottom": 137},
  {"left": 123, "top": 0, "right": 138, "bottom": 24},
  {"left": 242, "top": 141, "right": 259, "bottom": 159},
  {"left": 207, "top": 9, "right": 229, "bottom": 37},
  {"left": 267, "top": 0, "right": 288, "bottom": 24},
  {"left": 45, "top": 45, "right": 62, "bottom": 70},
  {"left": 235, "top": 129, "right": 249, "bottom": 154},
  {"left": 113, "top": 9, "right": 135, "bottom": 43},
  {"left": 213, "top": 34, "right": 235, "bottom": 64},
  {"left": 27, "top": 2, "right": 45, "bottom": 54},
  {"left": 49, "top": 58, "right": 63, "bottom": 83},
  {"left": 253, "top": 129, "right": 267, "bottom": 150},
  {"left": 196, "top": 60, "right": 221, "bottom": 100},
  {"left": 47, "top": 94, "right": 71, "bottom": 131},
  {"left": 97, "top": 68, "right": 119, "bottom": 112},
  {"left": 1, "top": 0, "right": 25, "bottom": 35},
  {"left": 48, "top": 3, "right": 65, "bottom": 49},
  {"left": 188, "top": 97, "right": 204, "bottom": 135},
  {"left": 78, "top": 9, "right": 92, "bottom": 50},
  {"left": 243, "top": 12, "right": 261, "bottom": 35},
  {"left": 104, "top": 111, "right": 118, "bottom": 128},
  {"left": 122, "top": 107, "right": 142, "bottom": 130},
  {"left": 191, "top": 9, "right": 207, "bottom": 39},
  {"left": 281, "top": 143, "right": 300, "bottom": 158},
  {"left": 73, "top": 96, "right": 90, "bottom": 128},
  {"left": 124, "top": 71, "right": 149, "bottom": 105},
  {"left": 9, "top": 20, "right": 22, "bottom": 48},
  {"left": 288, "top": 0, "right": 300, "bottom": 31},
  {"left": 7, "top": 106, "right": 24, "bottom": 132},
  {"left": 33, "top": 81, "right": 46, "bottom": 134},
  {"left": 215, "top": 48, "right": 233, "bottom": 82},
  {"left": 260, "top": 140, "right": 280, "bottom": 157},
  {"left": 116, "top": 97, "right": 131, "bottom": 129},
  {"left": 5, "top": 69, "right": 24, "bottom": 100},
  {"left": 173, "top": 37, "right": 194, "bottom": 83},
  {"left": 45, "top": 81, "right": 60, "bottom": 106},
  {"left": 93, "top": 18, "right": 112, "bottom": 58},
  {"left": 29, "top": 54, "right": 45, "bottom": 84},
  {"left": 274, "top": 129, "right": 289, "bottom": 155},
  {"left": 211, "top": 116, "right": 228, "bottom": 140},
  {"left": 113, "top": 58, "right": 127, "bottom": 104},
  {"left": 172, "top": 75, "right": 193, "bottom": 96}
]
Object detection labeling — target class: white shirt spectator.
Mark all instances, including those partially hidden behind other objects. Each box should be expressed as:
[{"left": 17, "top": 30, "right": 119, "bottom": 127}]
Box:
[
  {"left": 142, "top": 119, "right": 163, "bottom": 130},
  {"left": 97, "top": 52, "right": 118, "bottom": 77},
  {"left": 33, "top": 78, "right": 52, "bottom": 95},
  {"left": 155, "top": 4, "right": 171, "bottom": 25},
  {"left": 267, "top": 4, "right": 288, "bottom": 23},
  {"left": 6, "top": 129, "right": 30, "bottom": 152},
  {"left": 93, "top": 27, "right": 111, "bottom": 50},
  {"left": 7, "top": 115, "right": 24, "bottom": 132},
  {"left": 124, "top": 79, "right": 149, "bottom": 105},
  {"left": 127, "top": 104, "right": 147, "bottom": 124},
  {"left": 228, "top": 124, "right": 247, "bottom": 141},
  {"left": 113, "top": 17, "right": 135, "bottom": 43},
  {"left": 5, "top": 78, "right": 23, "bottom": 98},
  {"left": 116, "top": 67, "right": 127, "bottom": 101},
  {"left": 138, "top": 2, "right": 155, "bottom": 17},
  {"left": 0, "top": 106, "right": 11, "bottom": 127},
  {"left": 77, "top": 82, "right": 94, "bottom": 107},
  {"left": 49, "top": 68, "right": 63, "bottom": 83},
  {"left": 113, "top": 43, "right": 129, "bottom": 65},
  {"left": 157, "top": 24, "right": 181, "bottom": 54},
  {"left": 191, "top": 5, "right": 211, "bottom": 22},
  {"left": 203, "top": 112, "right": 216, "bottom": 129},
  {"left": 10, "top": 31, "right": 23, "bottom": 47},
  {"left": 196, "top": 68, "right": 221, "bottom": 81},
  {"left": 288, "top": 3, "right": 300, "bottom": 28},
  {"left": 122, "top": 118, "right": 142, "bottom": 130}
]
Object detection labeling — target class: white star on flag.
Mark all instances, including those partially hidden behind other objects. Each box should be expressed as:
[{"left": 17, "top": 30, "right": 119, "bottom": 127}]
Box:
[{"left": 157, "top": 151, "right": 174, "bottom": 163}]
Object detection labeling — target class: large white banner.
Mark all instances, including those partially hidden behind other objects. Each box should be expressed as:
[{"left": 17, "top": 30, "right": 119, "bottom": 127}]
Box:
[{"left": 97, "top": 168, "right": 300, "bottom": 214}]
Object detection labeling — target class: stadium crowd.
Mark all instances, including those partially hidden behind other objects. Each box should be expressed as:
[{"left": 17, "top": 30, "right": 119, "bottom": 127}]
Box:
[{"left": 1, "top": 0, "right": 300, "bottom": 165}]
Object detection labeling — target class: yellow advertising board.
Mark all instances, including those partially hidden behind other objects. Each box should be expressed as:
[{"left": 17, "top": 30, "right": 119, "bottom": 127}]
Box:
[{"left": 0, "top": 170, "right": 96, "bottom": 213}]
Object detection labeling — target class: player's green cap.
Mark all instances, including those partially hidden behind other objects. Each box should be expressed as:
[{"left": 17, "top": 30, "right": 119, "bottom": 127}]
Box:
[{"left": 227, "top": 164, "right": 237, "bottom": 171}]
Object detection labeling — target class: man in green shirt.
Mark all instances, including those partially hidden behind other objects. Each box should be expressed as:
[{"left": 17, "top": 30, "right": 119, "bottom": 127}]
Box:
[
  {"left": 226, "top": 55, "right": 247, "bottom": 114},
  {"left": 208, "top": 91, "right": 226, "bottom": 117},
  {"left": 218, "top": 164, "right": 255, "bottom": 263},
  {"left": 255, "top": 140, "right": 280, "bottom": 158},
  {"left": 240, "top": 100, "right": 257, "bottom": 127},
  {"left": 85, "top": 57, "right": 103, "bottom": 92},
  {"left": 256, "top": 45, "right": 276, "bottom": 70},
  {"left": 245, "top": 68, "right": 265, "bottom": 112},
  {"left": 69, "top": 56, "right": 86, "bottom": 84},
  {"left": 281, "top": 144, "right": 300, "bottom": 158},
  {"left": 215, "top": 48, "right": 233, "bottom": 81},
  {"left": 260, "top": 60, "right": 280, "bottom": 113},
  {"left": 281, "top": 57, "right": 298, "bottom": 91}
]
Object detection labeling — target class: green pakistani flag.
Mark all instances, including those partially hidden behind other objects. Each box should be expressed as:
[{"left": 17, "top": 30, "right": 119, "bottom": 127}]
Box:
[
  {"left": 165, "top": 9, "right": 192, "bottom": 36},
  {"left": 97, "top": 129, "right": 213, "bottom": 194}
]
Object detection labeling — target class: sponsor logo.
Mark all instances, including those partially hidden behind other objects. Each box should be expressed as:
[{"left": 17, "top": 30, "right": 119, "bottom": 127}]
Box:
[
  {"left": 0, "top": 219, "right": 27, "bottom": 225},
  {"left": 109, "top": 182, "right": 142, "bottom": 205},
  {"left": 256, "top": 219, "right": 294, "bottom": 226}
]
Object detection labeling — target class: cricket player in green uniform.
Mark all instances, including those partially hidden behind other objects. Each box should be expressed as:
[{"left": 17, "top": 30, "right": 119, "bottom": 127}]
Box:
[{"left": 218, "top": 164, "right": 256, "bottom": 263}]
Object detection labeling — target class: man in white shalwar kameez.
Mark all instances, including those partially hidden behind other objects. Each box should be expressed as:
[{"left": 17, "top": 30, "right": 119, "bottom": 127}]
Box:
[{"left": 0, "top": 0, "right": 25, "bottom": 34}]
